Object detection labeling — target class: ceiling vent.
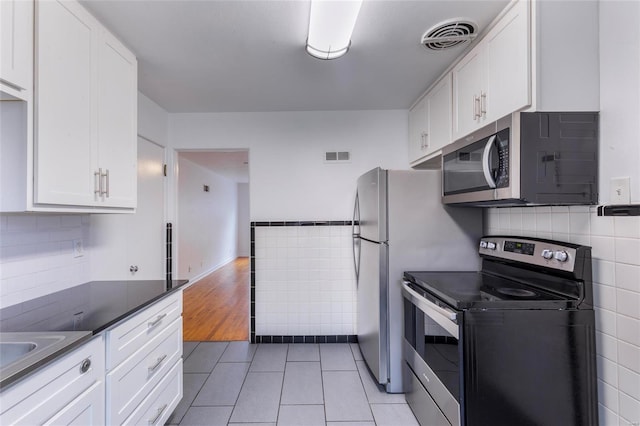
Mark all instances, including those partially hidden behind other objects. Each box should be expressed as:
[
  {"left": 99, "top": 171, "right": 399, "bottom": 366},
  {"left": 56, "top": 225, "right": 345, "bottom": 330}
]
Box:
[{"left": 421, "top": 19, "right": 478, "bottom": 51}]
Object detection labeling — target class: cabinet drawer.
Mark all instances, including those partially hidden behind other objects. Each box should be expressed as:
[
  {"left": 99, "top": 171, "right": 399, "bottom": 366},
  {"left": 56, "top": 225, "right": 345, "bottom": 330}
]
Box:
[
  {"left": 107, "top": 317, "right": 182, "bottom": 425},
  {"left": 123, "top": 359, "right": 182, "bottom": 426},
  {"left": 0, "top": 336, "right": 105, "bottom": 425},
  {"left": 106, "top": 291, "right": 182, "bottom": 369}
]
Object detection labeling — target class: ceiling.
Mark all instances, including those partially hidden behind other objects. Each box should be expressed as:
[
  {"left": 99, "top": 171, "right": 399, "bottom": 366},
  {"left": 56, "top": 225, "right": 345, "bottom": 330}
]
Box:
[
  {"left": 179, "top": 151, "right": 249, "bottom": 183},
  {"left": 80, "top": 0, "right": 509, "bottom": 113}
]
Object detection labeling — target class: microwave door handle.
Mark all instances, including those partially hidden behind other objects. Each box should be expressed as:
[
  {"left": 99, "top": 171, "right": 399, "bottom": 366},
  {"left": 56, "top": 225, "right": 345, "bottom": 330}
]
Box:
[{"left": 482, "top": 134, "right": 498, "bottom": 188}]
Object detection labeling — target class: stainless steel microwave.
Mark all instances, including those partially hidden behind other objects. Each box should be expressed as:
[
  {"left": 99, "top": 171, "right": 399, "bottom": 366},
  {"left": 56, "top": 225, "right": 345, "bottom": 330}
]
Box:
[{"left": 441, "top": 111, "right": 599, "bottom": 207}]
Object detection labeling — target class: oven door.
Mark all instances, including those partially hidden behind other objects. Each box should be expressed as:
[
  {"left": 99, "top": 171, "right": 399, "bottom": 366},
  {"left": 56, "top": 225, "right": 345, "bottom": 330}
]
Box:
[{"left": 402, "top": 281, "right": 462, "bottom": 426}]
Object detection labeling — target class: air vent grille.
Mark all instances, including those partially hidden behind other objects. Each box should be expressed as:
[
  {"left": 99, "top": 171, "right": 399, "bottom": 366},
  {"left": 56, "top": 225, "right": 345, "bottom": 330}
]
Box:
[
  {"left": 421, "top": 19, "right": 478, "bottom": 51},
  {"left": 325, "top": 151, "right": 351, "bottom": 163}
]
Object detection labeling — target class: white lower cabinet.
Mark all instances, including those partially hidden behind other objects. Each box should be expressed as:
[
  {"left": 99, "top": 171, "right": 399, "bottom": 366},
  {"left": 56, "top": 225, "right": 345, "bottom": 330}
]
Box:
[
  {"left": 106, "top": 291, "right": 184, "bottom": 426},
  {"left": 123, "top": 359, "right": 183, "bottom": 426},
  {"left": 106, "top": 317, "right": 182, "bottom": 425},
  {"left": 0, "top": 336, "right": 105, "bottom": 426}
]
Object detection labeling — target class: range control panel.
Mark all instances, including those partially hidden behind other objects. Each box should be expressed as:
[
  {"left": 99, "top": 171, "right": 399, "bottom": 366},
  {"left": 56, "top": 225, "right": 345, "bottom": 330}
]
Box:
[{"left": 479, "top": 236, "right": 577, "bottom": 272}]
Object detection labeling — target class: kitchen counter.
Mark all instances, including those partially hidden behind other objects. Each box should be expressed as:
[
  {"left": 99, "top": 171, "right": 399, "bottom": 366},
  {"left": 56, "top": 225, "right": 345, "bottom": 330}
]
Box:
[{"left": 0, "top": 279, "right": 187, "bottom": 389}]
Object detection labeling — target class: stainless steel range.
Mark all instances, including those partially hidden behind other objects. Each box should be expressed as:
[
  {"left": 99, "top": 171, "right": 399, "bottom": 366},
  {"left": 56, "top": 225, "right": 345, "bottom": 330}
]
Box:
[{"left": 402, "top": 236, "right": 598, "bottom": 426}]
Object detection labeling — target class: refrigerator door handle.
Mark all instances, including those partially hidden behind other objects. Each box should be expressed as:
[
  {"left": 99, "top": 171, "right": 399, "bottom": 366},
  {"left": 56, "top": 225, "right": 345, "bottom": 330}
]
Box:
[{"left": 353, "top": 236, "right": 361, "bottom": 283}]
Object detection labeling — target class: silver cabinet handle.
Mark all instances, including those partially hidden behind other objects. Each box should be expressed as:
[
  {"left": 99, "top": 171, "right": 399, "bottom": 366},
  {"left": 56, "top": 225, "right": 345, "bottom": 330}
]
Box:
[
  {"left": 105, "top": 169, "right": 110, "bottom": 198},
  {"left": 480, "top": 91, "right": 487, "bottom": 117},
  {"left": 148, "top": 313, "right": 167, "bottom": 329},
  {"left": 148, "top": 354, "right": 167, "bottom": 374},
  {"left": 99, "top": 169, "right": 108, "bottom": 197},
  {"left": 80, "top": 358, "right": 91, "bottom": 373},
  {"left": 94, "top": 171, "right": 100, "bottom": 195},
  {"left": 148, "top": 403, "right": 168, "bottom": 425}
]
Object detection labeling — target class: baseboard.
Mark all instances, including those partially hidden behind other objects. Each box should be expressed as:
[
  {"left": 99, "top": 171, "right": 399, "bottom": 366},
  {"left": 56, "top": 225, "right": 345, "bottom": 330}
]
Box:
[
  {"left": 253, "top": 335, "right": 358, "bottom": 344},
  {"left": 181, "top": 256, "right": 237, "bottom": 290}
]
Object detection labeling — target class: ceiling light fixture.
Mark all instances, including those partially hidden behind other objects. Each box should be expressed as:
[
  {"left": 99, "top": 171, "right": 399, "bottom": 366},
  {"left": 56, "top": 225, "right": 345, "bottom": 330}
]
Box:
[{"left": 306, "top": 0, "right": 363, "bottom": 60}]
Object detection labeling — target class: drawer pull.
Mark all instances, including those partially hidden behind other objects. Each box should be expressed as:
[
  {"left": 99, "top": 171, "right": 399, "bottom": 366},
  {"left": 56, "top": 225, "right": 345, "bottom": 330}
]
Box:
[
  {"left": 148, "top": 403, "right": 168, "bottom": 425},
  {"left": 80, "top": 358, "right": 91, "bottom": 373},
  {"left": 148, "top": 313, "right": 167, "bottom": 329},
  {"left": 148, "top": 354, "right": 168, "bottom": 374}
]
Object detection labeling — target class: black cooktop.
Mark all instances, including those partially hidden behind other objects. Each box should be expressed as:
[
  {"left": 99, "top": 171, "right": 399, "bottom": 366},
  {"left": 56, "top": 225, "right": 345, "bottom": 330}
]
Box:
[
  {"left": 403, "top": 271, "right": 578, "bottom": 310},
  {"left": 0, "top": 280, "right": 188, "bottom": 335}
]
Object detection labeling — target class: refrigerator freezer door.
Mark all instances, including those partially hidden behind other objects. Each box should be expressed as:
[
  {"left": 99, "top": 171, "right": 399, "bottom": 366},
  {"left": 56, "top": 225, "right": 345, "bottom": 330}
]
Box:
[
  {"left": 357, "top": 167, "right": 387, "bottom": 243},
  {"left": 357, "top": 238, "right": 389, "bottom": 386}
]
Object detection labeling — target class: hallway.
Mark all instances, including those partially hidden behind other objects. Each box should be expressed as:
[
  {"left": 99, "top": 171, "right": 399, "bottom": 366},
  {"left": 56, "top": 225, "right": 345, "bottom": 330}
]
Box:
[{"left": 183, "top": 258, "right": 249, "bottom": 341}]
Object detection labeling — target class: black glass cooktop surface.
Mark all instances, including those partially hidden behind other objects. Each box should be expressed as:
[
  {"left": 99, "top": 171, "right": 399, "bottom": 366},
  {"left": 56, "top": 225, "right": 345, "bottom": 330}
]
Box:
[
  {"left": 403, "top": 271, "right": 577, "bottom": 310},
  {"left": 0, "top": 280, "right": 188, "bottom": 335}
]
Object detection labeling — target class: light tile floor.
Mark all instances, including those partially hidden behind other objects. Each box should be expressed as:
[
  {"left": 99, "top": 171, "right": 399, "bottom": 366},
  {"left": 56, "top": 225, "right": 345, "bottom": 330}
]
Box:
[{"left": 166, "top": 341, "right": 420, "bottom": 426}]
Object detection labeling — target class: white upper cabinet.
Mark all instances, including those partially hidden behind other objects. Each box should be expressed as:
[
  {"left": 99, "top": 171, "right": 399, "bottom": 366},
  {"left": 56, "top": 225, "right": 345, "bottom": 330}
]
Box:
[
  {"left": 450, "top": 0, "right": 598, "bottom": 142},
  {"left": 408, "top": 96, "right": 427, "bottom": 164},
  {"left": 0, "top": 0, "right": 33, "bottom": 100},
  {"left": 453, "top": 0, "right": 529, "bottom": 140},
  {"left": 33, "top": 0, "right": 137, "bottom": 211},
  {"left": 35, "top": 0, "right": 97, "bottom": 207},
  {"left": 409, "top": 75, "right": 453, "bottom": 167},
  {"left": 97, "top": 30, "right": 138, "bottom": 208}
]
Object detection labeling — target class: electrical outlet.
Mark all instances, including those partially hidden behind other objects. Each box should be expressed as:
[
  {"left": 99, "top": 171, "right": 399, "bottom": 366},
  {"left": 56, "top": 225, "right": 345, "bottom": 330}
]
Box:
[
  {"left": 72, "top": 239, "right": 84, "bottom": 258},
  {"left": 610, "top": 177, "right": 631, "bottom": 204}
]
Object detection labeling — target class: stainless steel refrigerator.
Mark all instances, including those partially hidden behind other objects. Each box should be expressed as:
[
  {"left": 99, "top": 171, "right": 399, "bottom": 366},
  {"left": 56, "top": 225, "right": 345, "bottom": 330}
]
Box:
[{"left": 352, "top": 167, "right": 482, "bottom": 393}]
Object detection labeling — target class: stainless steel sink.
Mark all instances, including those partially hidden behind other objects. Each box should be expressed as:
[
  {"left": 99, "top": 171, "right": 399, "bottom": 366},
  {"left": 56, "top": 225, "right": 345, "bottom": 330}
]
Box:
[
  {"left": 0, "top": 342, "right": 38, "bottom": 367},
  {"left": 0, "top": 331, "right": 92, "bottom": 389}
]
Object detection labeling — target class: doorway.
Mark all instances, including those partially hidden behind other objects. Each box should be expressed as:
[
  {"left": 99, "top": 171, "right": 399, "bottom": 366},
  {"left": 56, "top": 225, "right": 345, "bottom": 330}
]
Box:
[{"left": 175, "top": 150, "right": 250, "bottom": 341}]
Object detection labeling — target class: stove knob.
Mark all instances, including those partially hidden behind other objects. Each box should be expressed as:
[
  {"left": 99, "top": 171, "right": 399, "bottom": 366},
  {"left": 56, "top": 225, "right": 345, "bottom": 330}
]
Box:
[
  {"left": 480, "top": 241, "right": 488, "bottom": 249},
  {"left": 554, "top": 250, "right": 569, "bottom": 262},
  {"left": 487, "top": 242, "right": 497, "bottom": 250},
  {"left": 541, "top": 249, "right": 554, "bottom": 260}
]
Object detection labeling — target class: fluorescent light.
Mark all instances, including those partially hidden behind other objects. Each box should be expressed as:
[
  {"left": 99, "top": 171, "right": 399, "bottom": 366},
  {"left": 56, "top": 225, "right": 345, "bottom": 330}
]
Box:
[{"left": 306, "top": 0, "right": 363, "bottom": 60}]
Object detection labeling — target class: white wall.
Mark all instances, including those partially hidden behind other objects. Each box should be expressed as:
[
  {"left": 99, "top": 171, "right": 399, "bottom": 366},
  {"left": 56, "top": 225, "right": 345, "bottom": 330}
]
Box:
[
  {"left": 237, "top": 183, "right": 250, "bottom": 257},
  {"left": 0, "top": 214, "right": 91, "bottom": 308},
  {"left": 599, "top": 0, "right": 640, "bottom": 203},
  {"left": 168, "top": 110, "right": 409, "bottom": 221},
  {"left": 138, "top": 92, "right": 169, "bottom": 147},
  {"left": 177, "top": 157, "right": 238, "bottom": 281}
]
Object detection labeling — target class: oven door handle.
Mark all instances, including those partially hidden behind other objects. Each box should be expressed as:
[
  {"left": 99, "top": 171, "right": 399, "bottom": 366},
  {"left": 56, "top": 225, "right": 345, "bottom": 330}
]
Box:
[{"left": 402, "top": 281, "right": 459, "bottom": 339}]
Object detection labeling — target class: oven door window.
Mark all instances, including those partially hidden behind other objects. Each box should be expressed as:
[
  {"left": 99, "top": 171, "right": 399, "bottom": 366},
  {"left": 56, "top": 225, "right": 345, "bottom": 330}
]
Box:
[
  {"left": 443, "top": 128, "right": 510, "bottom": 196},
  {"left": 412, "top": 301, "right": 461, "bottom": 403}
]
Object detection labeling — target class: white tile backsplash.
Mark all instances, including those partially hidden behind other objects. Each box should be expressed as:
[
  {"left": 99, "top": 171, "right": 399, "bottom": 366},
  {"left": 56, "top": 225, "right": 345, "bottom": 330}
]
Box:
[
  {"left": 487, "top": 207, "right": 640, "bottom": 423},
  {"left": 255, "top": 225, "right": 356, "bottom": 336},
  {"left": 0, "top": 213, "right": 91, "bottom": 309}
]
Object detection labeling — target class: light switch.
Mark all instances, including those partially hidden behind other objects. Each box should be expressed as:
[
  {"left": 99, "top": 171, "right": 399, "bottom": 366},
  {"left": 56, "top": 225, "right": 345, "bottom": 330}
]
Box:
[{"left": 610, "top": 177, "right": 631, "bottom": 204}]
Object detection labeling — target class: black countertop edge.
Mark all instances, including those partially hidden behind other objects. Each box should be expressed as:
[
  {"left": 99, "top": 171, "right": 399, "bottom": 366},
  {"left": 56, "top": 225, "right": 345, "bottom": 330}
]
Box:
[{"left": 89, "top": 279, "right": 189, "bottom": 335}]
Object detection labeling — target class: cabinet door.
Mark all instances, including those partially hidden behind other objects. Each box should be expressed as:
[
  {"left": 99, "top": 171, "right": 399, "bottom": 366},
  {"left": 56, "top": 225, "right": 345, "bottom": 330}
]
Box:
[
  {"left": 452, "top": 46, "right": 485, "bottom": 140},
  {"left": 408, "top": 97, "right": 428, "bottom": 163},
  {"left": 44, "top": 380, "right": 105, "bottom": 426},
  {"left": 0, "top": 0, "right": 33, "bottom": 100},
  {"left": 426, "top": 74, "right": 452, "bottom": 154},
  {"left": 35, "top": 0, "right": 98, "bottom": 206},
  {"left": 97, "top": 30, "right": 137, "bottom": 208},
  {"left": 484, "top": 0, "right": 530, "bottom": 122}
]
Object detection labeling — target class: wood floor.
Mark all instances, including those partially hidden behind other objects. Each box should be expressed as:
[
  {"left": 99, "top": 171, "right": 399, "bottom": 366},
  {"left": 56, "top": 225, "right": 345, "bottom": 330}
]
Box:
[{"left": 182, "top": 257, "right": 249, "bottom": 341}]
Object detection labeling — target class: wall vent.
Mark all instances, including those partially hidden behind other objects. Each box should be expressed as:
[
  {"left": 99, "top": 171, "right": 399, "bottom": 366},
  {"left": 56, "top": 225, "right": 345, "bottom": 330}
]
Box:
[{"left": 325, "top": 151, "right": 351, "bottom": 163}]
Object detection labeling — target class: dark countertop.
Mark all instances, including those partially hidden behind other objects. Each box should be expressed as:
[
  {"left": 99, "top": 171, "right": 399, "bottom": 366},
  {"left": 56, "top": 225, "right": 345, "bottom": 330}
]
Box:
[
  {"left": 0, "top": 279, "right": 188, "bottom": 390},
  {"left": 0, "top": 280, "right": 188, "bottom": 335}
]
